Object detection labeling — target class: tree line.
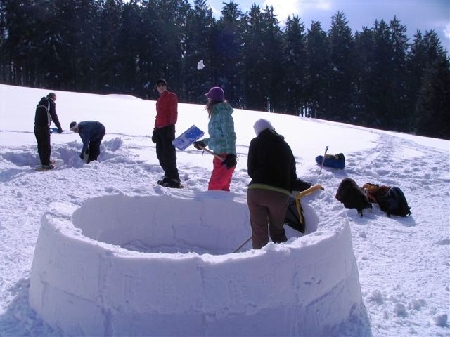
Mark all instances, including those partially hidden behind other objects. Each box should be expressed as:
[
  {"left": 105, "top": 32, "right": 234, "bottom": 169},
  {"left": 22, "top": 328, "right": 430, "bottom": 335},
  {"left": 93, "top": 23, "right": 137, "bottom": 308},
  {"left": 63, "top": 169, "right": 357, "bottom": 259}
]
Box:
[{"left": 1, "top": 0, "right": 449, "bottom": 139}]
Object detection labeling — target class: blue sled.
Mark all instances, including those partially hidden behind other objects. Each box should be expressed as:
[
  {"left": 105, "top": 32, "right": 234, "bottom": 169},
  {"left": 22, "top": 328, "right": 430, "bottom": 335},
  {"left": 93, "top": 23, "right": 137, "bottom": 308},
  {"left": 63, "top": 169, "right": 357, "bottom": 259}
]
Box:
[
  {"left": 316, "top": 154, "right": 345, "bottom": 169},
  {"left": 172, "top": 125, "right": 204, "bottom": 151}
]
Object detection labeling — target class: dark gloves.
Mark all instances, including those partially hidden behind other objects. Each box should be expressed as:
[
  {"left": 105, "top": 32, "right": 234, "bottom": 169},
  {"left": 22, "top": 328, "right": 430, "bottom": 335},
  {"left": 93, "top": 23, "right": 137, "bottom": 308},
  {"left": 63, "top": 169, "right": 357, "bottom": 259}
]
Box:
[
  {"left": 222, "top": 154, "right": 237, "bottom": 169},
  {"left": 291, "top": 178, "right": 312, "bottom": 192},
  {"left": 193, "top": 140, "right": 206, "bottom": 150},
  {"left": 152, "top": 129, "right": 157, "bottom": 143}
]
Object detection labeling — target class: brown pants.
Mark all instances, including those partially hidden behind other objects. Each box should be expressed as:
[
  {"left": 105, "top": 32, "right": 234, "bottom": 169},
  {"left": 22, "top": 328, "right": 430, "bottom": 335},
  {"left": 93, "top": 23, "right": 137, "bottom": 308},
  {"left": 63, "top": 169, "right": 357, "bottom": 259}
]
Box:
[{"left": 247, "top": 188, "right": 289, "bottom": 249}]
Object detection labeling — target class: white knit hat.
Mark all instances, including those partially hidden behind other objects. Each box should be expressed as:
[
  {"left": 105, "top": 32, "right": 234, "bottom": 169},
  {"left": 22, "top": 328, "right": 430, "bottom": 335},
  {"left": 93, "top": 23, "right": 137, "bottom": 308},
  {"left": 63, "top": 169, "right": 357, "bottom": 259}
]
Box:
[{"left": 253, "top": 119, "right": 274, "bottom": 136}]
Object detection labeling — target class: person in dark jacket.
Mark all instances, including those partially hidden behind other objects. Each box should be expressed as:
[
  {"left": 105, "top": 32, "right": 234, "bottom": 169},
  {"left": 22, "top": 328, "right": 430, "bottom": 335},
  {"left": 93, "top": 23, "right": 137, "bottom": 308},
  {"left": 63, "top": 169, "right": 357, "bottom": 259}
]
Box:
[
  {"left": 152, "top": 79, "right": 181, "bottom": 188},
  {"left": 247, "top": 119, "right": 303, "bottom": 249},
  {"left": 34, "top": 92, "right": 63, "bottom": 169},
  {"left": 70, "top": 121, "right": 105, "bottom": 163}
]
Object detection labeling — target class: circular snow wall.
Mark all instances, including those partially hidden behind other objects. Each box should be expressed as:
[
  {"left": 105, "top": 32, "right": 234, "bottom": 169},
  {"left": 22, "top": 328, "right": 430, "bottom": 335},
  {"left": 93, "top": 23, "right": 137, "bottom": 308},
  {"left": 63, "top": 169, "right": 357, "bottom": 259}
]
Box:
[{"left": 29, "top": 191, "right": 366, "bottom": 336}]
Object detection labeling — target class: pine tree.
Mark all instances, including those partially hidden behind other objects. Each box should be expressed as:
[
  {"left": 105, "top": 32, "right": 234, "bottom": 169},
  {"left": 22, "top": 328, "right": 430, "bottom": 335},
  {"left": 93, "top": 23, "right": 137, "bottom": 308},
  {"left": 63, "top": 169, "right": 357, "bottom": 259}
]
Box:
[
  {"left": 98, "top": 0, "right": 123, "bottom": 94},
  {"left": 183, "top": 0, "right": 214, "bottom": 103},
  {"left": 353, "top": 27, "right": 375, "bottom": 126},
  {"left": 415, "top": 57, "right": 450, "bottom": 139},
  {"left": 214, "top": 1, "right": 245, "bottom": 105},
  {"left": 389, "top": 16, "right": 409, "bottom": 131},
  {"left": 281, "top": 15, "right": 306, "bottom": 115},
  {"left": 327, "top": 11, "right": 355, "bottom": 122},
  {"left": 305, "top": 21, "right": 330, "bottom": 119},
  {"left": 408, "top": 29, "right": 448, "bottom": 135}
]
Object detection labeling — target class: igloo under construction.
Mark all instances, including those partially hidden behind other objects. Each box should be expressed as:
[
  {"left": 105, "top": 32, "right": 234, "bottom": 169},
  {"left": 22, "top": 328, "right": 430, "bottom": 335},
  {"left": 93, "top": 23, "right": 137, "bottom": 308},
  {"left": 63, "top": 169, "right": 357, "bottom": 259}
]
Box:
[{"left": 29, "top": 190, "right": 369, "bottom": 336}]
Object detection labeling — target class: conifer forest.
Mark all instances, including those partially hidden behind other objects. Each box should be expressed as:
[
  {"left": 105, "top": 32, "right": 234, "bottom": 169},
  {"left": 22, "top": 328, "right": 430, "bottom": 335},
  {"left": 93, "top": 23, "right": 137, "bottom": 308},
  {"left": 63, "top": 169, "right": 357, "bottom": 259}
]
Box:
[{"left": 1, "top": 0, "right": 449, "bottom": 139}]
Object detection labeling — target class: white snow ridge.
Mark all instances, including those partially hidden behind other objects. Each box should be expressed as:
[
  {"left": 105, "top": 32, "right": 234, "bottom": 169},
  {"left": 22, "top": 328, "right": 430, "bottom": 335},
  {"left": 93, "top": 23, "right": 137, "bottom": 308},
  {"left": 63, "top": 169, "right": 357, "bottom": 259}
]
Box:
[{"left": 29, "top": 190, "right": 369, "bottom": 336}]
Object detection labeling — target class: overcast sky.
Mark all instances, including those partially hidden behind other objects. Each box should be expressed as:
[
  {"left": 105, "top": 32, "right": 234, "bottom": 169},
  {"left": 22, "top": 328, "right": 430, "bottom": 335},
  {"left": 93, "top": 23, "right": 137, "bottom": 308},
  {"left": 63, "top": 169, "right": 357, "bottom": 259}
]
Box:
[{"left": 203, "top": 0, "right": 450, "bottom": 52}]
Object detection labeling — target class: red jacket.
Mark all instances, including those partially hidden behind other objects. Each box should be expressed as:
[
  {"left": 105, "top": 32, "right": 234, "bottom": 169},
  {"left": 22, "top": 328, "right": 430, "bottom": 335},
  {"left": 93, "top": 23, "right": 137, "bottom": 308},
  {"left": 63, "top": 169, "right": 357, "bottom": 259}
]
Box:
[{"left": 155, "top": 91, "right": 178, "bottom": 128}]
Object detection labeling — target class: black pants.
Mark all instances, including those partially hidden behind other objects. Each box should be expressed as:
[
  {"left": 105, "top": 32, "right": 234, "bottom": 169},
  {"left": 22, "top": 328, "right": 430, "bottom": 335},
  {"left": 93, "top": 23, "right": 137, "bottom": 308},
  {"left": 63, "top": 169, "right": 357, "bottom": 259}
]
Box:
[
  {"left": 155, "top": 125, "right": 179, "bottom": 180},
  {"left": 87, "top": 127, "right": 105, "bottom": 162},
  {"left": 34, "top": 126, "right": 51, "bottom": 165}
]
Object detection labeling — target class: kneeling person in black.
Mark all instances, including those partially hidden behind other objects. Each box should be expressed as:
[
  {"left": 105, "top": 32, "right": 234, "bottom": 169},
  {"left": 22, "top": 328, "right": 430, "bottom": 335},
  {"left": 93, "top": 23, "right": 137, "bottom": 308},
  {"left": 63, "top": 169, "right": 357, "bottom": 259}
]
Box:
[{"left": 70, "top": 121, "right": 105, "bottom": 163}]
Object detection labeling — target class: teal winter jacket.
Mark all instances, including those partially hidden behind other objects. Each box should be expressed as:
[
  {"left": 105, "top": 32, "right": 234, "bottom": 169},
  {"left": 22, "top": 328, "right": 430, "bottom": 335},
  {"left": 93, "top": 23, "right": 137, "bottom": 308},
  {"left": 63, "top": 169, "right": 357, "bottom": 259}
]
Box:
[{"left": 201, "top": 102, "right": 236, "bottom": 155}]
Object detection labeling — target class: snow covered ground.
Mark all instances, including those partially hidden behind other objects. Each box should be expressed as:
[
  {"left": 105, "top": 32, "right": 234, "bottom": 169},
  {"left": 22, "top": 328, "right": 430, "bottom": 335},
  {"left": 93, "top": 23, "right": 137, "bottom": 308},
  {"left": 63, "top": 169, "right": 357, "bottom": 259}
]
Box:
[{"left": 0, "top": 84, "right": 448, "bottom": 336}]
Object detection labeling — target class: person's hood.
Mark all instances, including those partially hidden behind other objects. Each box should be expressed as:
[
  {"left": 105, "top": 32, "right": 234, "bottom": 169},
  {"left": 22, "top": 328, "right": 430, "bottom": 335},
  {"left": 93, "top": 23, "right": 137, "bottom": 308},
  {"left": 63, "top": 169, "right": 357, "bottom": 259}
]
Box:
[
  {"left": 258, "top": 128, "right": 285, "bottom": 143},
  {"left": 211, "top": 102, "right": 233, "bottom": 115}
]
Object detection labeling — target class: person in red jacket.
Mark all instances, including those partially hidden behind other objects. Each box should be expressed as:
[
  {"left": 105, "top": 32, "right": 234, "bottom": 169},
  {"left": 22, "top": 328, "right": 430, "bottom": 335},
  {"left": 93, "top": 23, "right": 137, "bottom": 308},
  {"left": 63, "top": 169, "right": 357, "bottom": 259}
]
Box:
[{"left": 152, "top": 79, "right": 181, "bottom": 188}]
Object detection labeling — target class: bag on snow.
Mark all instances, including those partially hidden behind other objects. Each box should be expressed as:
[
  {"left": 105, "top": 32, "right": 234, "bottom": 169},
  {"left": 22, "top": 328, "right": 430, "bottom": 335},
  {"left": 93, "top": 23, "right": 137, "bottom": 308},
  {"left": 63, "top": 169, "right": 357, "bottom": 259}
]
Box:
[
  {"left": 316, "top": 153, "right": 345, "bottom": 169},
  {"left": 284, "top": 196, "right": 305, "bottom": 233},
  {"left": 335, "top": 177, "right": 372, "bottom": 216},
  {"left": 284, "top": 184, "right": 323, "bottom": 233},
  {"left": 362, "top": 183, "right": 390, "bottom": 203},
  {"left": 374, "top": 186, "right": 411, "bottom": 217}
]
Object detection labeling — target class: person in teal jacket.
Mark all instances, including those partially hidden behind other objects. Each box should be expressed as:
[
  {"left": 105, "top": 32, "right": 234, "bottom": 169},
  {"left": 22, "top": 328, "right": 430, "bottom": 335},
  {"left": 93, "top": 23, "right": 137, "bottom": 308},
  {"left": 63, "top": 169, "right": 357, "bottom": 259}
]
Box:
[{"left": 193, "top": 86, "right": 237, "bottom": 191}]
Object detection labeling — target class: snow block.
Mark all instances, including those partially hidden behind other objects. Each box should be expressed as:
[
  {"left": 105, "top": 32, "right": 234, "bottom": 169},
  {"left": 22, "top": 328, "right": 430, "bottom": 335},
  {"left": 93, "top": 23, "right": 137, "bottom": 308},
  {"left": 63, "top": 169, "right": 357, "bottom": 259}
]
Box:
[{"left": 29, "top": 191, "right": 368, "bottom": 336}]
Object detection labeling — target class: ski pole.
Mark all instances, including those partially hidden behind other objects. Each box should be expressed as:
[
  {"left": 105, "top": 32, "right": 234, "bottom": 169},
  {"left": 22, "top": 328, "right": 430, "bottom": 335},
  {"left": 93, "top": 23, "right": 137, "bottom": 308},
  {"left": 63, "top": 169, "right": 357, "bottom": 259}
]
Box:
[
  {"left": 319, "top": 146, "right": 328, "bottom": 175},
  {"left": 233, "top": 236, "right": 251, "bottom": 253}
]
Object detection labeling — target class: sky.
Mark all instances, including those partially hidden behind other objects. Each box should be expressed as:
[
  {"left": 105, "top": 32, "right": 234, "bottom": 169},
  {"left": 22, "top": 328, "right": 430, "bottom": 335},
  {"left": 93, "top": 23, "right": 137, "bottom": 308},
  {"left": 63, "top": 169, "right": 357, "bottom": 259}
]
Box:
[
  {"left": 203, "top": 0, "right": 450, "bottom": 52},
  {"left": 0, "top": 83, "right": 449, "bottom": 336}
]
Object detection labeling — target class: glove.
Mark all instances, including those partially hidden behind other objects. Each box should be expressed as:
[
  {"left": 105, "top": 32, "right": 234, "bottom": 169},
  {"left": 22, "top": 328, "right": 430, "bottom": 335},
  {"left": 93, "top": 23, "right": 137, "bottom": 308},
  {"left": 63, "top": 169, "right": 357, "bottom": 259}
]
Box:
[
  {"left": 193, "top": 140, "right": 206, "bottom": 150},
  {"left": 291, "top": 178, "right": 312, "bottom": 192},
  {"left": 79, "top": 153, "right": 84, "bottom": 160},
  {"left": 221, "top": 154, "right": 237, "bottom": 169},
  {"left": 152, "top": 129, "right": 157, "bottom": 143},
  {"left": 58, "top": 128, "right": 63, "bottom": 133}
]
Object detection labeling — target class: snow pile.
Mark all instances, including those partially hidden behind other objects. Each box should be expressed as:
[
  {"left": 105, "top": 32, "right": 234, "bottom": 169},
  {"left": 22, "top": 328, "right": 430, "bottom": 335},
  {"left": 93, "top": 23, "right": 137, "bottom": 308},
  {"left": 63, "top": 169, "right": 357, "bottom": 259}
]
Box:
[{"left": 29, "top": 190, "right": 367, "bottom": 336}]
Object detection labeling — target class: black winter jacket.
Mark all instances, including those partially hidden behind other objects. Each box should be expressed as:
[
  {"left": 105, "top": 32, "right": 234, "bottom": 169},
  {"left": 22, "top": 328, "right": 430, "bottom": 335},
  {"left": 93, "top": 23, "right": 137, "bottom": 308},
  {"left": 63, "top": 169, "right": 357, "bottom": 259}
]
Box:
[
  {"left": 34, "top": 96, "right": 62, "bottom": 130},
  {"left": 247, "top": 129, "right": 298, "bottom": 192}
]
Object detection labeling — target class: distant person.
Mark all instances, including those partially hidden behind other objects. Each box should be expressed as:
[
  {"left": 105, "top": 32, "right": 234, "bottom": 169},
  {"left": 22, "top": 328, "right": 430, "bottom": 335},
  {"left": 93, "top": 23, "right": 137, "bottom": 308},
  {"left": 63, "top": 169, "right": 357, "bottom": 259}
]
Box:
[
  {"left": 34, "top": 92, "right": 63, "bottom": 170},
  {"left": 69, "top": 121, "right": 105, "bottom": 163},
  {"left": 152, "top": 78, "right": 181, "bottom": 188},
  {"left": 247, "top": 119, "right": 307, "bottom": 249},
  {"left": 193, "top": 86, "right": 237, "bottom": 191}
]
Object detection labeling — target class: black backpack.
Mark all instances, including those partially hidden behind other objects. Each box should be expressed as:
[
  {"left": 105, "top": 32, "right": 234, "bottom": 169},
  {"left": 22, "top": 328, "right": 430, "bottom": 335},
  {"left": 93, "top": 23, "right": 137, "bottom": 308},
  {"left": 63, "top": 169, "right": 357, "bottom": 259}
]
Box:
[
  {"left": 335, "top": 178, "right": 372, "bottom": 217},
  {"left": 375, "top": 187, "right": 411, "bottom": 217},
  {"left": 284, "top": 196, "right": 305, "bottom": 233}
]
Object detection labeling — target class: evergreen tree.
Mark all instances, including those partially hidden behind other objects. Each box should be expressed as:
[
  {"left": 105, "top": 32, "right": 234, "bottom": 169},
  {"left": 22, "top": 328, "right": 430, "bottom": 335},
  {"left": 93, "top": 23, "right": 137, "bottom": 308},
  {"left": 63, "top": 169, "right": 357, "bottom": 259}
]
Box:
[
  {"left": 305, "top": 21, "right": 330, "bottom": 119},
  {"left": 243, "top": 5, "right": 283, "bottom": 111},
  {"left": 327, "top": 11, "right": 355, "bottom": 122},
  {"left": 1, "top": 0, "right": 43, "bottom": 86},
  {"left": 116, "top": 0, "right": 143, "bottom": 93},
  {"left": 152, "top": 0, "right": 190, "bottom": 96},
  {"left": 407, "top": 29, "right": 447, "bottom": 133},
  {"left": 369, "top": 19, "right": 393, "bottom": 129},
  {"left": 0, "top": 0, "right": 8, "bottom": 82},
  {"left": 353, "top": 27, "right": 375, "bottom": 126},
  {"left": 243, "top": 5, "right": 266, "bottom": 111},
  {"left": 388, "top": 16, "right": 409, "bottom": 131},
  {"left": 214, "top": 1, "right": 244, "bottom": 105},
  {"left": 281, "top": 15, "right": 306, "bottom": 115},
  {"left": 415, "top": 57, "right": 450, "bottom": 139},
  {"left": 184, "top": 0, "right": 214, "bottom": 103},
  {"left": 98, "top": 0, "right": 123, "bottom": 93}
]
